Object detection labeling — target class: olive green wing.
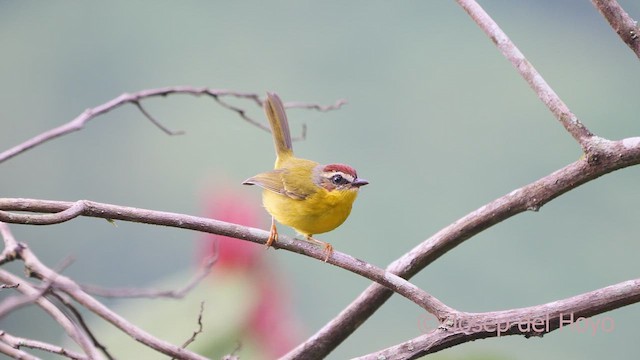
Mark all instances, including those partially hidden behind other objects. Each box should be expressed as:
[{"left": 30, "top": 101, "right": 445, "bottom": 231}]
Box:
[{"left": 242, "top": 169, "right": 308, "bottom": 200}]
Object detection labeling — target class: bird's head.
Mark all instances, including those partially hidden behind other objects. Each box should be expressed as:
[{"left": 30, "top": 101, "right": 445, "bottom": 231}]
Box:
[{"left": 314, "top": 163, "right": 369, "bottom": 191}]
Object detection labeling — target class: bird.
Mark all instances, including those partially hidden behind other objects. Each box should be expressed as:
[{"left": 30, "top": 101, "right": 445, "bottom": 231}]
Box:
[{"left": 243, "top": 92, "right": 368, "bottom": 261}]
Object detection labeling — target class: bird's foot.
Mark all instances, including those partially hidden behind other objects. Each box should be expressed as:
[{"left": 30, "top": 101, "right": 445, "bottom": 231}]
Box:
[
  {"left": 306, "top": 236, "right": 333, "bottom": 262},
  {"left": 266, "top": 218, "right": 278, "bottom": 248}
]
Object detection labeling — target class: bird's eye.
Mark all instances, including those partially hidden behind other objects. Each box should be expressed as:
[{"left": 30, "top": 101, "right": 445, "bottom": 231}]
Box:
[{"left": 331, "top": 174, "right": 349, "bottom": 185}]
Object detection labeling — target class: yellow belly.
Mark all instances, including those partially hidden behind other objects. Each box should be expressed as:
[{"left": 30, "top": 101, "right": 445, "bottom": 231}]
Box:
[{"left": 263, "top": 187, "right": 359, "bottom": 236}]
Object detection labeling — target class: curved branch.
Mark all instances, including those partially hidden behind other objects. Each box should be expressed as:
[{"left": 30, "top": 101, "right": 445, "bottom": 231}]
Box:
[
  {"left": 0, "top": 202, "right": 452, "bottom": 317},
  {"left": 282, "top": 135, "right": 640, "bottom": 359},
  {"left": 592, "top": 0, "right": 640, "bottom": 59},
  {"left": 0, "top": 86, "right": 346, "bottom": 164},
  {"left": 456, "top": 0, "right": 594, "bottom": 148},
  {"left": 356, "top": 279, "right": 640, "bottom": 359}
]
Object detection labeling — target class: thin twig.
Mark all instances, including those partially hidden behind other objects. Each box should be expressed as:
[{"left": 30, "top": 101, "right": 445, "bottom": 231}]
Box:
[
  {"left": 284, "top": 98, "right": 347, "bottom": 111},
  {"left": 0, "top": 86, "right": 345, "bottom": 164},
  {"left": 132, "top": 100, "right": 185, "bottom": 136},
  {"left": 592, "top": 0, "right": 640, "bottom": 59},
  {"left": 177, "top": 301, "right": 205, "bottom": 352}
]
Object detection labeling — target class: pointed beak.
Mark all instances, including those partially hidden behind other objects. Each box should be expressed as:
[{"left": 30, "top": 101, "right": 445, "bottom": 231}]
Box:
[{"left": 352, "top": 178, "right": 369, "bottom": 187}]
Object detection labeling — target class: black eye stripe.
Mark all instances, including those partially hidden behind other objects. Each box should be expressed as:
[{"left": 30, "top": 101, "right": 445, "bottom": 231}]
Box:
[
  {"left": 329, "top": 172, "right": 353, "bottom": 186},
  {"left": 326, "top": 171, "right": 354, "bottom": 182}
]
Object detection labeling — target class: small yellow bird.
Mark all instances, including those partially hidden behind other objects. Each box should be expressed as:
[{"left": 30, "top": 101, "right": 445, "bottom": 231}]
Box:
[{"left": 243, "top": 92, "right": 368, "bottom": 261}]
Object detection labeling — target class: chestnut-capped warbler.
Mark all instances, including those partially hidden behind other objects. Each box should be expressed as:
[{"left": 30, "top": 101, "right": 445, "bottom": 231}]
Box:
[{"left": 243, "top": 92, "right": 368, "bottom": 261}]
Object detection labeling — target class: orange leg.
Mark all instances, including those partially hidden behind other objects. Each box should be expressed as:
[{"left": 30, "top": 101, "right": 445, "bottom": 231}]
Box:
[
  {"left": 306, "top": 235, "right": 333, "bottom": 262},
  {"left": 265, "top": 217, "right": 278, "bottom": 248}
]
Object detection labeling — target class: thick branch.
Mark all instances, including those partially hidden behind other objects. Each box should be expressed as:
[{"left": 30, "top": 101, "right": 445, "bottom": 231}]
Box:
[
  {"left": 282, "top": 135, "right": 640, "bottom": 359},
  {"left": 356, "top": 279, "right": 640, "bottom": 359},
  {"left": 456, "top": 0, "right": 594, "bottom": 148},
  {"left": 592, "top": 0, "right": 640, "bottom": 59},
  {"left": 0, "top": 204, "right": 452, "bottom": 317}
]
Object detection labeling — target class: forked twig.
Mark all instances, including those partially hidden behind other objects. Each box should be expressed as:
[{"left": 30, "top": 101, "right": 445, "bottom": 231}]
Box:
[{"left": 0, "top": 86, "right": 345, "bottom": 164}]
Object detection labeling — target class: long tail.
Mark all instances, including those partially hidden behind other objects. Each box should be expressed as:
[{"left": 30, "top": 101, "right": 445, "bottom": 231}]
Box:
[{"left": 265, "top": 92, "right": 293, "bottom": 161}]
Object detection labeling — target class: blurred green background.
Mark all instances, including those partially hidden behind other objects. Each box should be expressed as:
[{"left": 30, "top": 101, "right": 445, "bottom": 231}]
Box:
[{"left": 1, "top": 1, "right": 639, "bottom": 359}]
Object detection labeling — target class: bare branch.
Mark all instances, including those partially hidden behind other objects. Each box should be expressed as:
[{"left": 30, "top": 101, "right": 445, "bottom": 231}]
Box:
[
  {"left": 0, "top": 255, "right": 73, "bottom": 319},
  {"left": 0, "top": 330, "right": 88, "bottom": 360},
  {"left": 2, "top": 218, "right": 447, "bottom": 358},
  {"left": 46, "top": 291, "right": 115, "bottom": 360},
  {"left": 592, "top": 0, "right": 640, "bottom": 59},
  {"left": 0, "top": 340, "right": 39, "bottom": 360},
  {"left": 131, "top": 100, "right": 185, "bottom": 136},
  {"left": 356, "top": 279, "right": 640, "bottom": 359},
  {"left": 0, "top": 200, "right": 454, "bottom": 316},
  {"left": 1, "top": 223, "right": 207, "bottom": 359},
  {"left": 0, "top": 269, "right": 100, "bottom": 359},
  {"left": 456, "top": 0, "right": 594, "bottom": 148},
  {"left": 284, "top": 98, "right": 347, "bottom": 112},
  {"left": 0, "top": 200, "right": 452, "bottom": 317},
  {"left": 0, "top": 86, "right": 345, "bottom": 164},
  {"left": 17, "top": 244, "right": 208, "bottom": 360},
  {"left": 0, "top": 221, "right": 21, "bottom": 266}
]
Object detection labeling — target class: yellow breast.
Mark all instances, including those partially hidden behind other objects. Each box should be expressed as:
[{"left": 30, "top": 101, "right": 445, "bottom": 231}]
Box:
[{"left": 263, "top": 186, "right": 359, "bottom": 237}]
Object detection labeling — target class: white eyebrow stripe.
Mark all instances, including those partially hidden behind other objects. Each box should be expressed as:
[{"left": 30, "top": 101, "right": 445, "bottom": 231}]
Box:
[{"left": 323, "top": 171, "right": 355, "bottom": 183}]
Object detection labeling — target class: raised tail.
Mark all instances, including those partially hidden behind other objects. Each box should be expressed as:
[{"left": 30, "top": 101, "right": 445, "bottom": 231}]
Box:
[{"left": 265, "top": 92, "right": 293, "bottom": 160}]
